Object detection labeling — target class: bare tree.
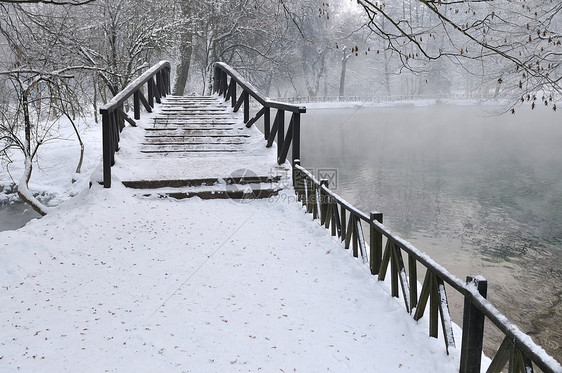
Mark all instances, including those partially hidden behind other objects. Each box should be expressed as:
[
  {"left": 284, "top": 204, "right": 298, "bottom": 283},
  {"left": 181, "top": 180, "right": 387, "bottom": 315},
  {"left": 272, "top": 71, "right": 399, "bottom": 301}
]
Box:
[
  {"left": 0, "top": 3, "right": 87, "bottom": 214},
  {"left": 0, "top": 68, "right": 84, "bottom": 215},
  {"left": 356, "top": 0, "right": 562, "bottom": 108},
  {"left": 77, "top": 0, "right": 176, "bottom": 100}
]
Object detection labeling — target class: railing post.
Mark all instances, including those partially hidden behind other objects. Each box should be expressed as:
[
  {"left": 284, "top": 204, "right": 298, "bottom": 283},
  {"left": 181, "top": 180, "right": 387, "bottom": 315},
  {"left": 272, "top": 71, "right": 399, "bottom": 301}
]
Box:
[
  {"left": 370, "top": 212, "right": 383, "bottom": 275},
  {"left": 243, "top": 91, "right": 249, "bottom": 123},
  {"left": 156, "top": 71, "right": 163, "bottom": 98},
  {"left": 163, "top": 68, "right": 168, "bottom": 95},
  {"left": 460, "top": 276, "right": 488, "bottom": 373},
  {"left": 230, "top": 82, "right": 237, "bottom": 108},
  {"left": 264, "top": 106, "right": 271, "bottom": 140},
  {"left": 320, "top": 179, "right": 329, "bottom": 225},
  {"left": 311, "top": 181, "right": 318, "bottom": 220},
  {"left": 293, "top": 159, "right": 301, "bottom": 196},
  {"left": 213, "top": 66, "right": 219, "bottom": 94},
  {"left": 117, "top": 104, "right": 125, "bottom": 131},
  {"left": 133, "top": 90, "right": 141, "bottom": 120},
  {"left": 277, "top": 110, "right": 285, "bottom": 161},
  {"left": 429, "top": 273, "right": 439, "bottom": 338},
  {"left": 305, "top": 177, "right": 312, "bottom": 214},
  {"left": 217, "top": 71, "right": 223, "bottom": 95},
  {"left": 221, "top": 73, "right": 228, "bottom": 97},
  {"left": 148, "top": 78, "right": 154, "bottom": 108},
  {"left": 165, "top": 67, "right": 171, "bottom": 94},
  {"left": 154, "top": 76, "right": 162, "bottom": 104},
  {"left": 408, "top": 254, "right": 418, "bottom": 312},
  {"left": 292, "top": 113, "right": 300, "bottom": 163},
  {"left": 102, "top": 111, "right": 112, "bottom": 188}
]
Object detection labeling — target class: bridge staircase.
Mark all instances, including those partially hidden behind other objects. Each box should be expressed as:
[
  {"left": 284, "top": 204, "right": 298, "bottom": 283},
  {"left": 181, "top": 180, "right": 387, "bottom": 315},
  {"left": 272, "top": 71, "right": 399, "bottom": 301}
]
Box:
[{"left": 111, "top": 95, "right": 288, "bottom": 200}]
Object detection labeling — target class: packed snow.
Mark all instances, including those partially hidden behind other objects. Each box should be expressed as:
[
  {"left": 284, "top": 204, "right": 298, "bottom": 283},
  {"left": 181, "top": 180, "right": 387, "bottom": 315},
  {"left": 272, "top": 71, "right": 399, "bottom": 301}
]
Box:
[{"left": 1, "top": 182, "right": 467, "bottom": 372}]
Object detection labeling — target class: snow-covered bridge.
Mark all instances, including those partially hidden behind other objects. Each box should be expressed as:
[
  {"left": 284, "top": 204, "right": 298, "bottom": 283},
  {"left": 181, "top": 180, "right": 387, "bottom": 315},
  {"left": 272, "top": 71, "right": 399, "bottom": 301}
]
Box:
[
  {"left": 4, "top": 61, "right": 558, "bottom": 373},
  {"left": 99, "top": 61, "right": 304, "bottom": 202}
]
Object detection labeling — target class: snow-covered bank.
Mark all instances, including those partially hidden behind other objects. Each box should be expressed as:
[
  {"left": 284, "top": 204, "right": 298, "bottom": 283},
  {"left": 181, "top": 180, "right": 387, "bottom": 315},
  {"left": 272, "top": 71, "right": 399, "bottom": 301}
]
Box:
[
  {"left": 0, "top": 182, "right": 467, "bottom": 372},
  {"left": 0, "top": 118, "right": 101, "bottom": 207}
]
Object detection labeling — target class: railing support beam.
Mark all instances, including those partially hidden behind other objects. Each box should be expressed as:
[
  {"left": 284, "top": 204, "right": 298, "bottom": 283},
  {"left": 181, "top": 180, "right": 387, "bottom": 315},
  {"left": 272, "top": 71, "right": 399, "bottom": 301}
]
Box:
[
  {"left": 99, "top": 61, "right": 171, "bottom": 188},
  {"left": 212, "top": 62, "right": 305, "bottom": 167},
  {"left": 460, "top": 276, "right": 488, "bottom": 373},
  {"left": 370, "top": 212, "right": 383, "bottom": 275}
]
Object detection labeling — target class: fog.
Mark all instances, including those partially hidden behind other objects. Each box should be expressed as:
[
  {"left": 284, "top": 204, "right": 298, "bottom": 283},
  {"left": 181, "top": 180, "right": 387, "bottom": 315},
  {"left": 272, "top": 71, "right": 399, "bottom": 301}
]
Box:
[{"left": 300, "top": 102, "right": 562, "bottom": 360}]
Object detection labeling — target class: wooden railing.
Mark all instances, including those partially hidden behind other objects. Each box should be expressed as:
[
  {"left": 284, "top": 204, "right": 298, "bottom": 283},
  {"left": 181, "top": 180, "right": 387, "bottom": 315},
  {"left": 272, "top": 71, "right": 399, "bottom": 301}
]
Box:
[
  {"left": 293, "top": 160, "right": 561, "bottom": 373},
  {"left": 99, "top": 61, "right": 171, "bottom": 188},
  {"left": 213, "top": 62, "right": 306, "bottom": 165}
]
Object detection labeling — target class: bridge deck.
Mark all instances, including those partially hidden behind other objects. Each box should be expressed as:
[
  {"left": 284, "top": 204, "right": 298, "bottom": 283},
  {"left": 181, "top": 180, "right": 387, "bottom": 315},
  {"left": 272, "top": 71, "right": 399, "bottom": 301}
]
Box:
[{"left": 112, "top": 96, "right": 288, "bottom": 198}]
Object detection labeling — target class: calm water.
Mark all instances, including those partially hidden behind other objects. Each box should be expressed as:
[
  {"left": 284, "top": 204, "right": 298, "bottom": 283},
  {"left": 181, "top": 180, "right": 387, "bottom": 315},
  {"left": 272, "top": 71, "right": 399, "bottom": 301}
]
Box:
[
  {"left": 301, "top": 103, "right": 562, "bottom": 362},
  {"left": 0, "top": 202, "right": 41, "bottom": 231}
]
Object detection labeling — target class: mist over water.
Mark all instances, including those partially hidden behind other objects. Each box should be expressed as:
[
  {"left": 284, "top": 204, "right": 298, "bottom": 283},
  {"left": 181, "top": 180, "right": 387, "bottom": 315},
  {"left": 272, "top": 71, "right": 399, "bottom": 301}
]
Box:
[{"left": 301, "top": 103, "right": 562, "bottom": 361}]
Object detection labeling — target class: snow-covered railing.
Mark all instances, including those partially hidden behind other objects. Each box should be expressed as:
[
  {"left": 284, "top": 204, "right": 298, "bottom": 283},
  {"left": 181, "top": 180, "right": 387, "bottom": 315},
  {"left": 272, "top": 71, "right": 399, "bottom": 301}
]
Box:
[
  {"left": 293, "top": 160, "right": 561, "bottom": 373},
  {"left": 99, "top": 61, "right": 171, "bottom": 188},
  {"left": 213, "top": 62, "right": 306, "bottom": 165}
]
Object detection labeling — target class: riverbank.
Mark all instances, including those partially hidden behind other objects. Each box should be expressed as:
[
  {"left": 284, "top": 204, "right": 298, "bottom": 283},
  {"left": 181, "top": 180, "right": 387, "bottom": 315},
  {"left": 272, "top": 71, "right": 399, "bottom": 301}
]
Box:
[
  {"left": 0, "top": 182, "right": 467, "bottom": 372},
  {"left": 0, "top": 117, "right": 101, "bottom": 208},
  {"left": 299, "top": 102, "right": 562, "bottom": 363}
]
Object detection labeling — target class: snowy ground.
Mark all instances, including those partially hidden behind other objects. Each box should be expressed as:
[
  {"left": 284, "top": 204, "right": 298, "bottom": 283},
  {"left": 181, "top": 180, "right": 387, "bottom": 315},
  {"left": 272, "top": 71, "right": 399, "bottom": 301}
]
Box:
[
  {"left": 1, "top": 182, "right": 466, "bottom": 372},
  {"left": 1, "top": 100, "right": 481, "bottom": 372},
  {"left": 0, "top": 116, "right": 102, "bottom": 206}
]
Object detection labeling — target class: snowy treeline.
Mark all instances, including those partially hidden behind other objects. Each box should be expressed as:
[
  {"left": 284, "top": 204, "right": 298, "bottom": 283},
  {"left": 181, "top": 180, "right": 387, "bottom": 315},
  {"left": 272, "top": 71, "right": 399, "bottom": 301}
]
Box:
[{"left": 1, "top": 0, "right": 561, "bottom": 213}]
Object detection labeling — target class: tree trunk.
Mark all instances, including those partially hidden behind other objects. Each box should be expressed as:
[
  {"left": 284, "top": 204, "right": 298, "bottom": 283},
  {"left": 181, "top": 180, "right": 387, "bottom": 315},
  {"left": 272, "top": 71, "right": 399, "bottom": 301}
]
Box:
[
  {"left": 173, "top": 32, "right": 193, "bottom": 96},
  {"left": 66, "top": 114, "right": 84, "bottom": 183},
  {"left": 18, "top": 90, "right": 50, "bottom": 216},
  {"left": 339, "top": 48, "right": 350, "bottom": 97},
  {"left": 18, "top": 157, "right": 50, "bottom": 216},
  {"left": 383, "top": 48, "right": 392, "bottom": 96}
]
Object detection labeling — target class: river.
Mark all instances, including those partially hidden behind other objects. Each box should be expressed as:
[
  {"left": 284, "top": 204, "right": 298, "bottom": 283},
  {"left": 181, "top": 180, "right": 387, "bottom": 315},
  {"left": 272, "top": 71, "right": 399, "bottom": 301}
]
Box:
[{"left": 300, "top": 102, "right": 561, "bottom": 362}]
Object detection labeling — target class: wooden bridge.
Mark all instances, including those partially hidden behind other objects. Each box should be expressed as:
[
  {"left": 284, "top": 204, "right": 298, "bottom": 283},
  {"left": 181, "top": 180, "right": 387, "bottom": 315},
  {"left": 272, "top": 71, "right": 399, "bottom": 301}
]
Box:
[
  {"left": 99, "top": 61, "right": 304, "bottom": 200},
  {"left": 98, "top": 61, "right": 561, "bottom": 373}
]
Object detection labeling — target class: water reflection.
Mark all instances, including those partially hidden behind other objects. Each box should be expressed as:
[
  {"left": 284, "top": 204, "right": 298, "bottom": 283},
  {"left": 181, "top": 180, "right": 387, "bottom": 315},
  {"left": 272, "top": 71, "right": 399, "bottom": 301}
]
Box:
[{"left": 301, "top": 103, "right": 562, "bottom": 361}]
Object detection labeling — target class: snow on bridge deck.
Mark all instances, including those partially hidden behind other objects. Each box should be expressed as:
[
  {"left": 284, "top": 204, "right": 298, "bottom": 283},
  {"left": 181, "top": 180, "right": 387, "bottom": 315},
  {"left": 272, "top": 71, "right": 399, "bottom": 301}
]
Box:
[
  {"left": 0, "top": 187, "right": 462, "bottom": 372},
  {"left": 0, "top": 95, "right": 463, "bottom": 372},
  {"left": 111, "top": 95, "right": 288, "bottom": 198}
]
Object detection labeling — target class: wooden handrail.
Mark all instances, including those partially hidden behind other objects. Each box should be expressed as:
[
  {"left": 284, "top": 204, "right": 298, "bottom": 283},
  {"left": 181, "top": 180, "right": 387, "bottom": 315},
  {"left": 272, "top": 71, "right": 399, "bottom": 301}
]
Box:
[
  {"left": 213, "top": 62, "right": 305, "bottom": 165},
  {"left": 100, "top": 60, "right": 171, "bottom": 188},
  {"left": 293, "top": 161, "right": 561, "bottom": 373}
]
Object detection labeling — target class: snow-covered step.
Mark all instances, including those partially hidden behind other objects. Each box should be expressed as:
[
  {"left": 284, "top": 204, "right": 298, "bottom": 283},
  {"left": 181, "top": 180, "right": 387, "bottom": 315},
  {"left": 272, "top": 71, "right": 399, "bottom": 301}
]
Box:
[
  {"left": 123, "top": 175, "right": 283, "bottom": 189},
  {"left": 137, "top": 188, "right": 280, "bottom": 200},
  {"left": 131, "top": 182, "right": 283, "bottom": 200},
  {"left": 112, "top": 94, "right": 283, "bottom": 194},
  {"left": 144, "top": 131, "right": 249, "bottom": 138},
  {"left": 140, "top": 144, "right": 246, "bottom": 153},
  {"left": 143, "top": 138, "right": 247, "bottom": 145}
]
